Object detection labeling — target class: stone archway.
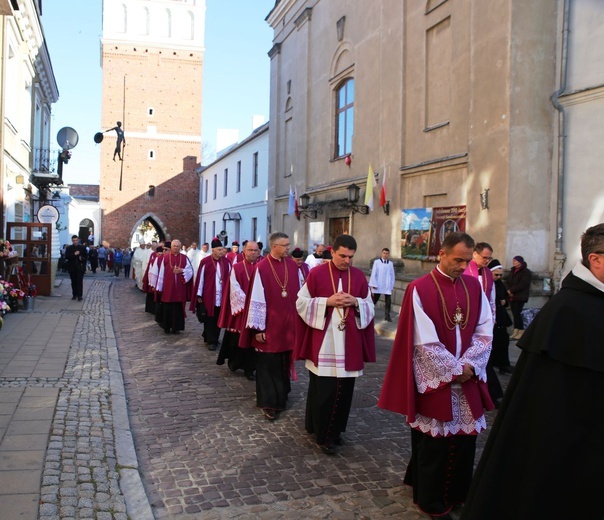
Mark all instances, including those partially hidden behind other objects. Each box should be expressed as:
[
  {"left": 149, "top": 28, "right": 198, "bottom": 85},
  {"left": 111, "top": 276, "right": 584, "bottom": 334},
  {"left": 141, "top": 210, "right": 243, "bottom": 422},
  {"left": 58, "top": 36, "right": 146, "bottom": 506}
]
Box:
[
  {"left": 79, "top": 218, "right": 94, "bottom": 244},
  {"left": 129, "top": 213, "right": 169, "bottom": 247}
]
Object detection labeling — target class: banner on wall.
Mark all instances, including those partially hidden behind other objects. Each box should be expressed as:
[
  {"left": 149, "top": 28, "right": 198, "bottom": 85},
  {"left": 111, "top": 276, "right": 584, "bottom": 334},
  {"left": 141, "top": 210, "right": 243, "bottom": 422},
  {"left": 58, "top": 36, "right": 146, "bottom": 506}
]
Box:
[
  {"left": 401, "top": 207, "right": 433, "bottom": 258},
  {"left": 401, "top": 205, "right": 467, "bottom": 260},
  {"left": 428, "top": 205, "right": 467, "bottom": 257}
]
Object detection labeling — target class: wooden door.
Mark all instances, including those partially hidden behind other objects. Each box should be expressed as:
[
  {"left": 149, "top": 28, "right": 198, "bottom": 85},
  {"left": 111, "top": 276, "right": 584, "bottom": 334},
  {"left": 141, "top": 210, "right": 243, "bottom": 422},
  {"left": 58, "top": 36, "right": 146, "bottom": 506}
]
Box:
[
  {"left": 6, "top": 222, "right": 53, "bottom": 296},
  {"left": 328, "top": 217, "right": 349, "bottom": 246}
]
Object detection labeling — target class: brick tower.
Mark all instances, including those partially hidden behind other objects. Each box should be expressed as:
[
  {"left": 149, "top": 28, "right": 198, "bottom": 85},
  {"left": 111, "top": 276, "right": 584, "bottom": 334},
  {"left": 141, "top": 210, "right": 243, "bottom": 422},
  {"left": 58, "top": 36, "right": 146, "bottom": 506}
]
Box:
[{"left": 100, "top": 0, "right": 205, "bottom": 247}]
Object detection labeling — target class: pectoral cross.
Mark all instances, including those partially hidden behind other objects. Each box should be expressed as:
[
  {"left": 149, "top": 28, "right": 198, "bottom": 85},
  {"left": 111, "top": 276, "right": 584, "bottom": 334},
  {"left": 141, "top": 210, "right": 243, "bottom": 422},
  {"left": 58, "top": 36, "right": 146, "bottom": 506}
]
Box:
[{"left": 453, "top": 304, "right": 464, "bottom": 325}]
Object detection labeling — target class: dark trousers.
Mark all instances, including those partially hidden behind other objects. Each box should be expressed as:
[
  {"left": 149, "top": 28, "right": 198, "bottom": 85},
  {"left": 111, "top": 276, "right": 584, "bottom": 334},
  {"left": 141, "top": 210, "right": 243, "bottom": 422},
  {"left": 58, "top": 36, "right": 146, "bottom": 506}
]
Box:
[
  {"left": 69, "top": 269, "right": 84, "bottom": 298},
  {"left": 217, "top": 331, "right": 256, "bottom": 375},
  {"left": 405, "top": 429, "right": 477, "bottom": 516},
  {"left": 123, "top": 264, "right": 131, "bottom": 278},
  {"left": 99, "top": 258, "right": 106, "bottom": 271},
  {"left": 203, "top": 306, "right": 222, "bottom": 346},
  {"left": 372, "top": 293, "right": 392, "bottom": 318},
  {"left": 113, "top": 262, "right": 122, "bottom": 277},
  {"left": 305, "top": 372, "right": 355, "bottom": 445},
  {"left": 486, "top": 359, "right": 503, "bottom": 402},
  {"left": 492, "top": 326, "right": 511, "bottom": 368},
  {"left": 160, "top": 302, "right": 185, "bottom": 333},
  {"left": 145, "top": 292, "right": 156, "bottom": 314},
  {"left": 255, "top": 351, "right": 291, "bottom": 411},
  {"left": 510, "top": 301, "right": 526, "bottom": 330}
]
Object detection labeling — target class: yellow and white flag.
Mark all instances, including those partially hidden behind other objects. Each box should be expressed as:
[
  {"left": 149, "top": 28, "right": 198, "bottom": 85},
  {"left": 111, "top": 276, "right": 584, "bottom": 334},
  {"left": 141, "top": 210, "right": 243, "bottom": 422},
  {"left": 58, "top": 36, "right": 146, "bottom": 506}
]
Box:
[{"left": 364, "top": 163, "right": 377, "bottom": 211}]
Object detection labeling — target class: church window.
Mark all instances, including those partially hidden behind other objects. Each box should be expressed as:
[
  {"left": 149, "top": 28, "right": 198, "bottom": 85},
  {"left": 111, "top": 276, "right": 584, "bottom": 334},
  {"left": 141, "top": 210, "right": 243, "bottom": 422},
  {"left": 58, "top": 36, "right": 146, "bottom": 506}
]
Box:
[{"left": 335, "top": 78, "right": 354, "bottom": 158}]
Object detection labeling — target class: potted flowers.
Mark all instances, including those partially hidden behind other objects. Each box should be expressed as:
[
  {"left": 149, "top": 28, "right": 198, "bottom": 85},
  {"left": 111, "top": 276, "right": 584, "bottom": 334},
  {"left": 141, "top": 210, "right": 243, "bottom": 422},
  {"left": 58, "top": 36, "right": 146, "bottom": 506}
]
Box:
[
  {"left": 0, "top": 239, "right": 19, "bottom": 278},
  {"left": 0, "top": 279, "right": 12, "bottom": 317},
  {"left": 0, "top": 279, "right": 25, "bottom": 313}
]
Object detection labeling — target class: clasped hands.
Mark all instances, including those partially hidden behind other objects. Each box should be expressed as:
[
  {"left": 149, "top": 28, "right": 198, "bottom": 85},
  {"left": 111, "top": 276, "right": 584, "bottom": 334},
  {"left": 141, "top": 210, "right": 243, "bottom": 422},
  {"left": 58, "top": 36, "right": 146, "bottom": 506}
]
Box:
[
  {"left": 172, "top": 266, "right": 183, "bottom": 274},
  {"left": 456, "top": 363, "right": 475, "bottom": 384},
  {"left": 327, "top": 291, "right": 357, "bottom": 308}
]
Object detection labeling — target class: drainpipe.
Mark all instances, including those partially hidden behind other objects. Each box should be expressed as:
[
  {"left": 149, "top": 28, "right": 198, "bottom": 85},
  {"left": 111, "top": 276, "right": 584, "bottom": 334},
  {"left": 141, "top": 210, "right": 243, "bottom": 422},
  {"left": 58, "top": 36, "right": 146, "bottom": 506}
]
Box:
[{"left": 550, "top": 0, "right": 570, "bottom": 291}]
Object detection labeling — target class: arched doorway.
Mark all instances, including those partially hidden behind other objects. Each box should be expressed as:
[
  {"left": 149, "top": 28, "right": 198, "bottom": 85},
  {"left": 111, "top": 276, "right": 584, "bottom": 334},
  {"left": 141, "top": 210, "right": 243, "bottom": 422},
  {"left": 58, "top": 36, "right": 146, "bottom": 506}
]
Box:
[
  {"left": 79, "top": 219, "right": 94, "bottom": 244},
  {"left": 130, "top": 215, "right": 167, "bottom": 248}
]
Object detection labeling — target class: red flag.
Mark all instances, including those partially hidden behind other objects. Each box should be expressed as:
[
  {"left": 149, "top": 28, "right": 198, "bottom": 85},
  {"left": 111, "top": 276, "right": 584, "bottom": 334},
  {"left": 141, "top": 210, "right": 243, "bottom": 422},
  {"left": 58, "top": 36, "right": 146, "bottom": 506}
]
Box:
[
  {"left": 380, "top": 169, "right": 388, "bottom": 207},
  {"left": 294, "top": 187, "right": 300, "bottom": 219}
]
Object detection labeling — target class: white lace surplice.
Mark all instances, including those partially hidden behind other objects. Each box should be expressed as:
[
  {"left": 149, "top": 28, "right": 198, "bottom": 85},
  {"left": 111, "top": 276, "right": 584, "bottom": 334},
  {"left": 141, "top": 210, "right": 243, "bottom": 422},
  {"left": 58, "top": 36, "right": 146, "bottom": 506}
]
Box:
[
  {"left": 409, "top": 286, "right": 493, "bottom": 437},
  {"left": 296, "top": 279, "right": 374, "bottom": 378},
  {"left": 229, "top": 267, "right": 247, "bottom": 316}
]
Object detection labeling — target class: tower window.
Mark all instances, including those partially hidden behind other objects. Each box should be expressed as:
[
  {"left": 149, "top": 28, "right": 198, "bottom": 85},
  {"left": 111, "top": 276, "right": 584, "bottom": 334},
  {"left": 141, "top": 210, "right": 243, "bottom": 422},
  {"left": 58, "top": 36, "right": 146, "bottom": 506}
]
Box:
[
  {"left": 148, "top": 185, "right": 155, "bottom": 197},
  {"left": 148, "top": 107, "right": 154, "bottom": 117},
  {"left": 148, "top": 150, "right": 155, "bottom": 160}
]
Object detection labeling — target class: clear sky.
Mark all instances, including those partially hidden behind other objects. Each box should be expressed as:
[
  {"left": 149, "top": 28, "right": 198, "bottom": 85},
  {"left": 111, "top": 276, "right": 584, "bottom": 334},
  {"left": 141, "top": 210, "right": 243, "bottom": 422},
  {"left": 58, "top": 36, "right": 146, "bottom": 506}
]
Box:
[{"left": 42, "top": 0, "right": 275, "bottom": 185}]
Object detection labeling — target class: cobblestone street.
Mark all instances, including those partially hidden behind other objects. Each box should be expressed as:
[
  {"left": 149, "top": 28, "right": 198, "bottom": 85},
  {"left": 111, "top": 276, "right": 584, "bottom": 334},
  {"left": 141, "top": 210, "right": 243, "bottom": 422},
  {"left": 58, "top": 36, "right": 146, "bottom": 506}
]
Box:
[
  {"left": 0, "top": 272, "right": 514, "bottom": 519},
  {"left": 111, "top": 275, "right": 509, "bottom": 519}
]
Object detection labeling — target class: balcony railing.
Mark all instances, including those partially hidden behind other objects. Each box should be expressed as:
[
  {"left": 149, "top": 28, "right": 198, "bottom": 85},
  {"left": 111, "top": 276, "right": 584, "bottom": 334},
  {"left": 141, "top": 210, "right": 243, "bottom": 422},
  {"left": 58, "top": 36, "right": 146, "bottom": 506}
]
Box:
[{"left": 32, "top": 148, "right": 59, "bottom": 174}]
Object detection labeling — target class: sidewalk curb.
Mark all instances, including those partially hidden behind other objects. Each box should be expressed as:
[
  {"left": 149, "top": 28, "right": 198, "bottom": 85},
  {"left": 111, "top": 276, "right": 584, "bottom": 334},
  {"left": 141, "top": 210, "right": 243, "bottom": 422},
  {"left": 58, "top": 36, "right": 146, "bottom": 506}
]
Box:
[{"left": 105, "top": 282, "right": 155, "bottom": 520}]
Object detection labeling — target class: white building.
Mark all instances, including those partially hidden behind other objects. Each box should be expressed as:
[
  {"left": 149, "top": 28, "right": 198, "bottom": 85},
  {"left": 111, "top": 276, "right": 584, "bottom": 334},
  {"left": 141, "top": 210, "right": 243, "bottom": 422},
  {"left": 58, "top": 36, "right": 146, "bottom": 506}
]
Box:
[
  {"left": 1, "top": 0, "right": 59, "bottom": 233},
  {"left": 199, "top": 123, "right": 268, "bottom": 248}
]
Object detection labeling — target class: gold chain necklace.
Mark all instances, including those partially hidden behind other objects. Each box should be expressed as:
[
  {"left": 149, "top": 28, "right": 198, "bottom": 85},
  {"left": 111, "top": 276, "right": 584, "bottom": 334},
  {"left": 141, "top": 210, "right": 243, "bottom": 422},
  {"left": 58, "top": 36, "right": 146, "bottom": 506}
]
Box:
[
  {"left": 430, "top": 271, "right": 470, "bottom": 330},
  {"left": 267, "top": 255, "right": 289, "bottom": 297},
  {"left": 328, "top": 261, "right": 352, "bottom": 331},
  {"left": 242, "top": 259, "right": 251, "bottom": 281},
  {"left": 211, "top": 257, "right": 223, "bottom": 284}
]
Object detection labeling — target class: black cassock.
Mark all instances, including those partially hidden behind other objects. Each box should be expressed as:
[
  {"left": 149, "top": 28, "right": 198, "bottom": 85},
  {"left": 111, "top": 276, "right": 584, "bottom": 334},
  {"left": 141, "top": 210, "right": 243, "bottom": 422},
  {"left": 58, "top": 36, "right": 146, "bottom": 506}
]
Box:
[{"left": 461, "top": 271, "right": 604, "bottom": 520}]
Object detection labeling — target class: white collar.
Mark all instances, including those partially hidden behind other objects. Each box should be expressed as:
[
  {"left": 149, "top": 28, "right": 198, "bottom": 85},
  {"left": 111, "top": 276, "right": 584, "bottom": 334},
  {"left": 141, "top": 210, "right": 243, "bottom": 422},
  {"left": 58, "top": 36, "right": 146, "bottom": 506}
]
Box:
[{"left": 572, "top": 261, "right": 604, "bottom": 293}]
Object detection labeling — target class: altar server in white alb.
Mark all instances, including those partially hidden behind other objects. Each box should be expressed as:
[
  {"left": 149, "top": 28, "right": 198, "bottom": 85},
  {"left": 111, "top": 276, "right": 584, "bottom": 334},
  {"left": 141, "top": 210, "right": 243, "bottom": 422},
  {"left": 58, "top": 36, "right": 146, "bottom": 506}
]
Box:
[{"left": 369, "top": 247, "right": 396, "bottom": 321}]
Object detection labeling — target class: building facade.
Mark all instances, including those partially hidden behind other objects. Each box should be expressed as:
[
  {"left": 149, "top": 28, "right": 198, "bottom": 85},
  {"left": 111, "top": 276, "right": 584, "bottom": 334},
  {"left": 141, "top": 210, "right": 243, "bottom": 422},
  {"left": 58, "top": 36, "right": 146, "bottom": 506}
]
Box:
[
  {"left": 99, "top": 0, "right": 205, "bottom": 248},
  {"left": 0, "top": 0, "right": 59, "bottom": 235},
  {"left": 199, "top": 123, "right": 269, "bottom": 248},
  {"left": 266, "top": 0, "right": 568, "bottom": 290},
  {"left": 553, "top": 0, "right": 604, "bottom": 277}
]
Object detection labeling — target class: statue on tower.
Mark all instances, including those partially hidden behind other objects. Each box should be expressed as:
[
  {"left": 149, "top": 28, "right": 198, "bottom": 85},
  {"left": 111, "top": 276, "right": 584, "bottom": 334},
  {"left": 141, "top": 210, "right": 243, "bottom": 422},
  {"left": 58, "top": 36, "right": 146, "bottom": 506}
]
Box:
[{"left": 104, "top": 121, "right": 126, "bottom": 161}]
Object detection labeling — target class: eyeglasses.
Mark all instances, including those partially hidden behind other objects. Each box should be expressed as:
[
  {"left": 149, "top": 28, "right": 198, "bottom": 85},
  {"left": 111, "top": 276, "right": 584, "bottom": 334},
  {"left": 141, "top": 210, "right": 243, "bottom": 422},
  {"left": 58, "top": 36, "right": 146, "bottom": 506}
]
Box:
[
  {"left": 274, "top": 243, "right": 290, "bottom": 248},
  {"left": 477, "top": 253, "right": 493, "bottom": 261}
]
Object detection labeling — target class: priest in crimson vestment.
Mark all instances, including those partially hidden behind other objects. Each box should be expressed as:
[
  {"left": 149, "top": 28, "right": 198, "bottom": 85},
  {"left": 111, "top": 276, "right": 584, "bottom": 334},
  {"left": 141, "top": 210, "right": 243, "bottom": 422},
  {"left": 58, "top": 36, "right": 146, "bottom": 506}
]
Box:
[
  {"left": 143, "top": 246, "right": 164, "bottom": 314},
  {"left": 190, "top": 238, "right": 230, "bottom": 351},
  {"left": 378, "top": 232, "right": 493, "bottom": 520},
  {"left": 217, "top": 240, "right": 260, "bottom": 380},
  {"left": 239, "top": 232, "right": 301, "bottom": 421},
  {"left": 153, "top": 239, "right": 193, "bottom": 335},
  {"left": 295, "top": 234, "right": 375, "bottom": 455}
]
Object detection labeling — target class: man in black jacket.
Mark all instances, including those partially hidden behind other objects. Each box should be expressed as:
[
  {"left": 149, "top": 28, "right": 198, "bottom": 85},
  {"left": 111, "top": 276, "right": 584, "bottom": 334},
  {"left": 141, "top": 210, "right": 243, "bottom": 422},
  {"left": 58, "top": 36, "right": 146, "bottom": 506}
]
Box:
[{"left": 65, "top": 235, "right": 87, "bottom": 301}]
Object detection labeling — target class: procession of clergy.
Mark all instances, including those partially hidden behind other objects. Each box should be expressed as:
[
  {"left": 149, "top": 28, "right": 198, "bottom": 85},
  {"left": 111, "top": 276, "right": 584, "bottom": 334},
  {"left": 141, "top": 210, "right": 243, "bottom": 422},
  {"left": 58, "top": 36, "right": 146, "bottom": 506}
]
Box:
[{"left": 129, "top": 230, "right": 500, "bottom": 520}]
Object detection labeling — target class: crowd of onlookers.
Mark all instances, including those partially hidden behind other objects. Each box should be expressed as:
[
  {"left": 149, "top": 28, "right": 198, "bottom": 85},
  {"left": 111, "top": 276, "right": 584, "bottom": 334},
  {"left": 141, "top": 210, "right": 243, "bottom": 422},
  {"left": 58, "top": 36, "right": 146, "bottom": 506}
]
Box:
[{"left": 59, "top": 240, "right": 133, "bottom": 278}]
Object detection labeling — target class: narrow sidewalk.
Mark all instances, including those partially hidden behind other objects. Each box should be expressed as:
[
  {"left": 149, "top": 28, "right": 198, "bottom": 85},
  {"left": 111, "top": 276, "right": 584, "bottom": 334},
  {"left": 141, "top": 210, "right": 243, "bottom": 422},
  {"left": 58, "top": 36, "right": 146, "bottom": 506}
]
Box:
[{"left": 0, "top": 272, "right": 152, "bottom": 519}]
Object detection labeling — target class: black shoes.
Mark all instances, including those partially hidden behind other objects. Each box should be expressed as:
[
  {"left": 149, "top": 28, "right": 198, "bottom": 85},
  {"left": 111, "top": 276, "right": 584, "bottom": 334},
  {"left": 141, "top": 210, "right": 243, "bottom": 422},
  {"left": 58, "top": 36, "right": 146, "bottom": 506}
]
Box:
[
  {"left": 72, "top": 296, "right": 77, "bottom": 300},
  {"left": 385, "top": 316, "right": 392, "bottom": 322},
  {"left": 245, "top": 372, "right": 256, "bottom": 381},
  {"left": 208, "top": 344, "right": 217, "bottom": 351},
  {"left": 78, "top": 297, "right": 82, "bottom": 301},
  {"left": 319, "top": 444, "right": 337, "bottom": 455},
  {"left": 262, "top": 408, "right": 276, "bottom": 421}
]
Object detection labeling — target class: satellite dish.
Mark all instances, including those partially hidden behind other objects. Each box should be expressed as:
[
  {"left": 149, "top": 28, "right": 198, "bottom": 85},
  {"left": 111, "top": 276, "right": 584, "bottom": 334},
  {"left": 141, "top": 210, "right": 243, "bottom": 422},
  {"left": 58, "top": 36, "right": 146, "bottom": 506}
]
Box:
[
  {"left": 57, "top": 127, "right": 79, "bottom": 150},
  {"left": 94, "top": 132, "right": 104, "bottom": 144}
]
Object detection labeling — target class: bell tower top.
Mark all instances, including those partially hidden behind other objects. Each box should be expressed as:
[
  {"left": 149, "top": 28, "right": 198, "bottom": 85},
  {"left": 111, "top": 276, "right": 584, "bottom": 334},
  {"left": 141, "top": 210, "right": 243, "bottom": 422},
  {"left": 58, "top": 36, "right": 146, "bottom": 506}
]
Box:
[{"left": 102, "top": 0, "right": 206, "bottom": 50}]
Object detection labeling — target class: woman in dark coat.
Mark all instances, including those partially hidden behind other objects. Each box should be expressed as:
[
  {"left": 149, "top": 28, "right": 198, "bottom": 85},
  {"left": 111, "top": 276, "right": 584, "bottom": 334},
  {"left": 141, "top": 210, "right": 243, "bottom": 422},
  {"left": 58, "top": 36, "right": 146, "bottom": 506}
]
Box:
[{"left": 506, "top": 255, "right": 531, "bottom": 340}]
